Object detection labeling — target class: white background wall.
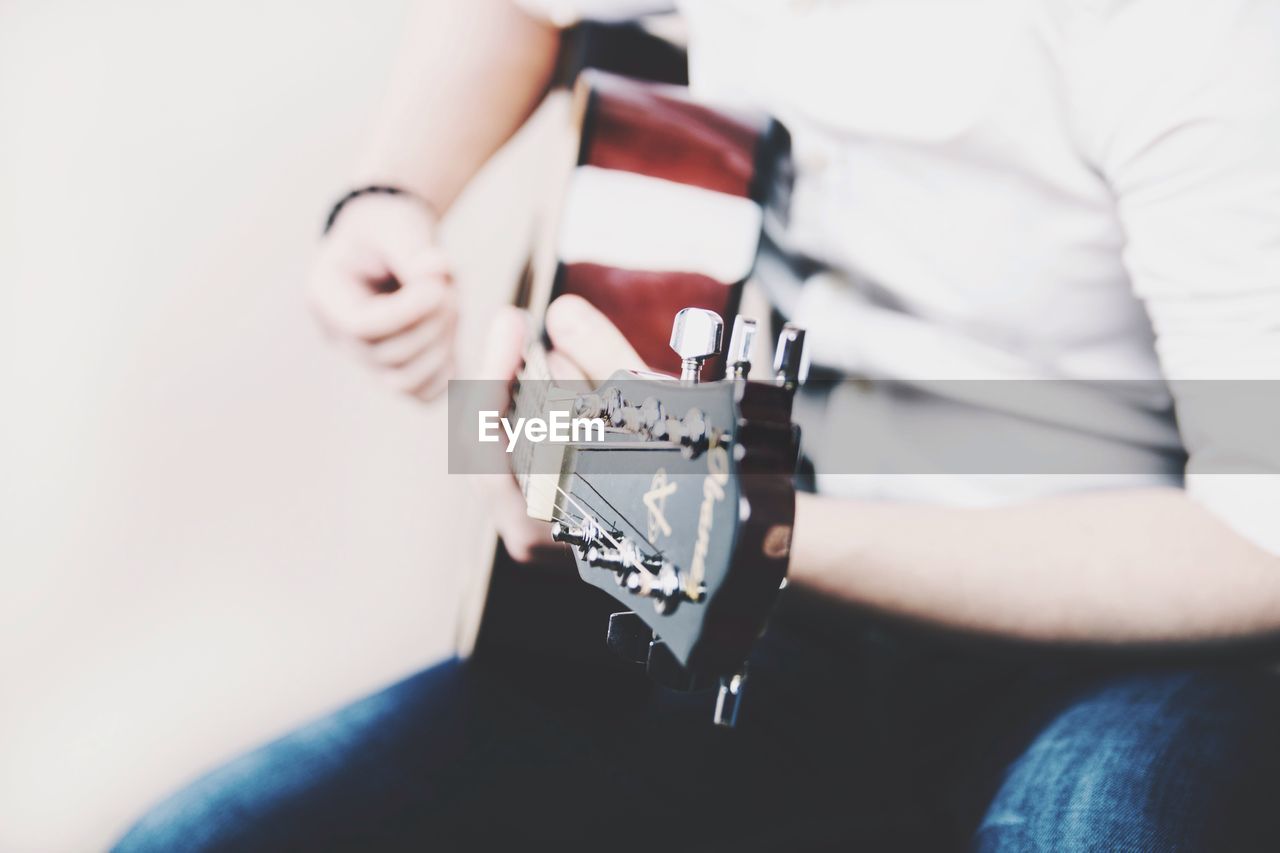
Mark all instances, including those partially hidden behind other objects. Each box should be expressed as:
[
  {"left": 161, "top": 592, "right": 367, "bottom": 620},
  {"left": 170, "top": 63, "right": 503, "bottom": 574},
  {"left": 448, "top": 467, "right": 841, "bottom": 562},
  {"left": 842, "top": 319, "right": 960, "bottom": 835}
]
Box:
[{"left": 0, "top": 2, "right": 553, "bottom": 848}]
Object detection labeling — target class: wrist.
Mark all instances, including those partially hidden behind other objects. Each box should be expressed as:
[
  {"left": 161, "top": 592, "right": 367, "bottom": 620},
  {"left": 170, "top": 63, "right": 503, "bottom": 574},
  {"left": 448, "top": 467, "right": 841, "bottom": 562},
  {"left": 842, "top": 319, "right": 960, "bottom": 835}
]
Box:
[
  {"left": 322, "top": 184, "right": 440, "bottom": 235},
  {"left": 787, "top": 492, "right": 875, "bottom": 595}
]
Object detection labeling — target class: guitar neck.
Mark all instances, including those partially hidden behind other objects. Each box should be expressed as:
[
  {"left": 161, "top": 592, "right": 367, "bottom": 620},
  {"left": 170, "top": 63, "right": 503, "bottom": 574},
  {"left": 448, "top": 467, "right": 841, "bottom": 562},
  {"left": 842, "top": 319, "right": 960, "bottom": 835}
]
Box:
[
  {"left": 510, "top": 345, "right": 549, "bottom": 493},
  {"left": 510, "top": 344, "right": 577, "bottom": 523}
]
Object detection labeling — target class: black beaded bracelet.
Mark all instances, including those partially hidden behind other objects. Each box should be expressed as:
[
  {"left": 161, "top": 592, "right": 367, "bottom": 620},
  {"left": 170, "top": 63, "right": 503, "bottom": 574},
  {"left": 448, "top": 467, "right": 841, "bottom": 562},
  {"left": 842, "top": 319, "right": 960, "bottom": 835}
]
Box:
[{"left": 322, "top": 185, "right": 410, "bottom": 235}]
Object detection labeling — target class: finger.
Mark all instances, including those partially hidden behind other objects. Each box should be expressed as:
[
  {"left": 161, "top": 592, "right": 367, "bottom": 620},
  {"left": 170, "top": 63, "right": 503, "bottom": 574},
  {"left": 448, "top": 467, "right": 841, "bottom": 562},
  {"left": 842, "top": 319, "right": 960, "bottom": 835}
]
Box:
[
  {"left": 468, "top": 306, "right": 577, "bottom": 562},
  {"left": 469, "top": 307, "right": 528, "bottom": 481},
  {"left": 370, "top": 200, "right": 445, "bottom": 281},
  {"left": 384, "top": 338, "right": 455, "bottom": 396},
  {"left": 477, "top": 306, "right": 530, "bottom": 382},
  {"left": 489, "top": 481, "right": 558, "bottom": 562},
  {"left": 330, "top": 210, "right": 451, "bottom": 298},
  {"left": 364, "top": 293, "right": 457, "bottom": 368},
  {"left": 466, "top": 308, "right": 529, "bottom": 450},
  {"left": 468, "top": 306, "right": 551, "bottom": 560},
  {"left": 345, "top": 275, "right": 451, "bottom": 342},
  {"left": 310, "top": 262, "right": 450, "bottom": 343},
  {"left": 375, "top": 246, "right": 453, "bottom": 299},
  {"left": 409, "top": 354, "right": 454, "bottom": 403},
  {"left": 544, "top": 350, "right": 587, "bottom": 384},
  {"left": 386, "top": 246, "right": 452, "bottom": 286},
  {"left": 306, "top": 255, "right": 356, "bottom": 338},
  {"left": 545, "top": 295, "right": 646, "bottom": 381}
]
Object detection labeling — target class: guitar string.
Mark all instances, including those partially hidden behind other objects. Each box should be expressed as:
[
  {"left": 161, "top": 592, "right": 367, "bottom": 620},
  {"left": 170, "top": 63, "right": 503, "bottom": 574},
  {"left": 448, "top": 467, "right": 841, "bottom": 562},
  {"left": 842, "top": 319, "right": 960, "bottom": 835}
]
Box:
[
  {"left": 511, "top": 353, "right": 666, "bottom": 564},
  {"left": 554, "top": 485, "right": 625, "bottom": 552},
  {"left": 555, "top": 480, "right": 670, "bottom": 577},
  {"left": 572, "top": 470, "right": 666, "bottom": 560},
  {"left": 509, "top": 360, "right": 622, "bottom": 535},
  {"left": 563, "top": 468, "right": 637, "bottom": 540},
  {"left": 557, "top": 488, "right": 618, "bottom": 537},
  {"left": 549, "top": 491, "right": 604, "bottom": 536}
]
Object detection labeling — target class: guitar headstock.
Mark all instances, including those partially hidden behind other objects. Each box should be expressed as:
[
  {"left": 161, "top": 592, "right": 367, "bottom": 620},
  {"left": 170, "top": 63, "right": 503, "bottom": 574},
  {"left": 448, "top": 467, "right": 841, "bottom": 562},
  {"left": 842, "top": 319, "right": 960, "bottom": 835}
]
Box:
[{"left": 539, "top": 309, "right": 805, "bottom": 724}]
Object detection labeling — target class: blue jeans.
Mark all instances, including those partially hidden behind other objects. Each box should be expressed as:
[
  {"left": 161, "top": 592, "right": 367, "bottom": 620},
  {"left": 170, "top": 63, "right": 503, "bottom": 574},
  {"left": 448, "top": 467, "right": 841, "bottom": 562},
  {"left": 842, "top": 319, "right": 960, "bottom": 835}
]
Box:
[{"left": 114, "top": 625, "right": 1280, "bottom": 852}]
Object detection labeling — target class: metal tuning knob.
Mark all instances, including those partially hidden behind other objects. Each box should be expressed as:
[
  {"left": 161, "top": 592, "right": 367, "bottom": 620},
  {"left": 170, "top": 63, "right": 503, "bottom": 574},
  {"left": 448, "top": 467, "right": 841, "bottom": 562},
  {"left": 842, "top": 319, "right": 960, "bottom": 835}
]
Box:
[
  {"left": 551, "top": 520, "right": 593, "bottom": 551},
  {"left": 573, "top": 393, "right": 604, "bottom": 420},
  {"left": 586, "top": 545, "right": 627, "bottom": 573},
  {"left": 773, "top": 323, "right": 808, "bottom": 391},
  {"left": 603, "top": 387, "right": 625, "bottom": 425},
  {"left": 713, "top": 667, "right": 749, "bottom": 728},
  {"left": 670, "top": 308, "right": 724, "bottom": 382},
  {"left": 637, "top": 397, "right": 667, "bottom": 439},
  {"left": 725, "top": 315, "right": 758, "bottom": 379},
  {"left": 624, "top": 562, "right": 684, "bottom": 615}
]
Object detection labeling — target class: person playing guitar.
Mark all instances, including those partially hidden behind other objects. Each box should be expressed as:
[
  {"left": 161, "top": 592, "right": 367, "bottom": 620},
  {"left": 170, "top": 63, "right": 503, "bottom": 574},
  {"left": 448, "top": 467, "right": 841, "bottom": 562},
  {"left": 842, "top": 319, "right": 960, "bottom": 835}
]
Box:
[{"left": 118, "top": 1, "right": 1280, "bottom": 850}]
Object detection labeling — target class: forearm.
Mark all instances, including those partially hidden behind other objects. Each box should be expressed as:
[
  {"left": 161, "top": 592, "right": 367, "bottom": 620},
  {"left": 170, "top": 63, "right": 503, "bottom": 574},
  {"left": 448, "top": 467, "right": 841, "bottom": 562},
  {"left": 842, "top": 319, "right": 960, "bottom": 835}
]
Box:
[
  {"left": 790, "top": 487, "right": 1280, "bottom": 645},
  {"left": 354, "top": 0, "right": 560, "bottom": 214}
]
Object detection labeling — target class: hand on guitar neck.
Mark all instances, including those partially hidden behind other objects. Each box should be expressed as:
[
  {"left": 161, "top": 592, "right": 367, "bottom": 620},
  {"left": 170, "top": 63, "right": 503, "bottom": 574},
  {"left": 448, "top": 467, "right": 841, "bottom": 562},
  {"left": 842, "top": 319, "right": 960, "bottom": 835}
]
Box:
[
  {"left": 475, "top": 294, "right": 647, "bottom": 562},
  {"left": 468, "top": 290, "right": 802, "bottom": 726}
]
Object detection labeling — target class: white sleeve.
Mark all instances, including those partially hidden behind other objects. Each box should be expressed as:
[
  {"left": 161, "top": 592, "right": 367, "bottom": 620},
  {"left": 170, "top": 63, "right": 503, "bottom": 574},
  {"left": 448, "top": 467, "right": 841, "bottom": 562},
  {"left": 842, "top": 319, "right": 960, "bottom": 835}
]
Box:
[
  {"left": 513, "top": 0, "right": 675, "bottom": 26},
  {"left": 1076, "top": 0, "right": 1280, "bottom": 554}
]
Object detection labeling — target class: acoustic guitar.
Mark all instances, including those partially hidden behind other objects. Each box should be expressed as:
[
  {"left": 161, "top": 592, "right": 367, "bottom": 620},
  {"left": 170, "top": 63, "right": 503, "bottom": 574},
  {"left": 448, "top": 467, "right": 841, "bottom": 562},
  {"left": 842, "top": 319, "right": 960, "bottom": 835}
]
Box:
[{"left": 454, "top": 44, "right": 800, "bottom": 726}]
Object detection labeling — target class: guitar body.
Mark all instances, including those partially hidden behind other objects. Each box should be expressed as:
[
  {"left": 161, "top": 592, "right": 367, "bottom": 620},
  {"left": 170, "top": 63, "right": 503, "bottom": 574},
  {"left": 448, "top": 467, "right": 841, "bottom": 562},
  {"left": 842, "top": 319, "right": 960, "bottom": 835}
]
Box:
[
  {"left": 457, "top": 59, "right": 793, "bottom": 698},
  {"left": 551, "top": 71, "right": 790, "bottom": 375}
]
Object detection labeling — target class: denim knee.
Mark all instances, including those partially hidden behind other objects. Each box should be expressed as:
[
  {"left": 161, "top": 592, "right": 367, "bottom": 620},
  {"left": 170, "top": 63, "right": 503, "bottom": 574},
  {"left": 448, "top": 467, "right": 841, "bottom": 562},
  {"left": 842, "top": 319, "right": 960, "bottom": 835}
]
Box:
[{"left": 974, "top": 670, "right": 1280, "bottom": 852}]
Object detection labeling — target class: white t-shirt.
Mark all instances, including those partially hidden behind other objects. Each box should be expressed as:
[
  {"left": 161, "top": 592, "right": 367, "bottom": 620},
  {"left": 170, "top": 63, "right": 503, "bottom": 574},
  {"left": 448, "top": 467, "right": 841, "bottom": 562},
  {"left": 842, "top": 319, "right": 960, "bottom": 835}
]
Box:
[{"left": 517, "top": 0, "right": 1280, "bottom": 554}]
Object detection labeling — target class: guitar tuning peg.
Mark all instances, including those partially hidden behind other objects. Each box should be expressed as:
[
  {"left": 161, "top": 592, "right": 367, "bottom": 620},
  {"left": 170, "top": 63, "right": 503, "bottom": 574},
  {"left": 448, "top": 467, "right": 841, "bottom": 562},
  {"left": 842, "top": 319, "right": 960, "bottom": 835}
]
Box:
[
  {"left": 670, "top": 308, "right": 724, "bottom": 382},
  {"left": 773, "top": 323, "right": 808, "bottom": 391},
  {"left": 603, "top": 387, "right": 625, "bottom": 424},
  {"left": 679, "top": 407, "right": 708, "bottom": 453},
  {"left": 606, "top": 611, "right": 653, "bottom": 664},
  {"left": 725, "top": 315, "right": 758, "bottom": 379},
  {"left": 713, "top": 667, "right": 749, "bottom": 728},
  {"left": 551, "top": 520, "right": 592, "bottom": 551},
  {"left": 573, "top": 393, "right": 604, "bottom": 420},
  {"left": 638, "top": 397, "right": 667, "bottom": 438}
]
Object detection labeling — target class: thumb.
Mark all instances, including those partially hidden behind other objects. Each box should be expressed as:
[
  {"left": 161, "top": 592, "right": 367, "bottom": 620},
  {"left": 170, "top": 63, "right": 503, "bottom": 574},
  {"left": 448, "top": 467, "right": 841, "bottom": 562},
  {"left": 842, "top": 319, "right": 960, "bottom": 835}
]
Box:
[
  {"left": 465, "top": 306, "right": 527, "bottom": 476},
  {"left": 374, "top": 199, "right": 452, "bottom": 305},
  {"left": 545, "top": 295, "right": 646, "bottom": 383},
  {"left": 477, "top": 306, "right": 529, "bottom": 382}
]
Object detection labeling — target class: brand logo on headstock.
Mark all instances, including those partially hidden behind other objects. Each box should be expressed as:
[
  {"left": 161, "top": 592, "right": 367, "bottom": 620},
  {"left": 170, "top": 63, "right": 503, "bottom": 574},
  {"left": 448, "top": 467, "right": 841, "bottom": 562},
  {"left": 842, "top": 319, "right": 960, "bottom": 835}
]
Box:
[
  {"left": 689, "top": 445, "right": 731, "bottom": 596},
  {"left": 643, "top": 468, "right": 677, "bottom": 543}
]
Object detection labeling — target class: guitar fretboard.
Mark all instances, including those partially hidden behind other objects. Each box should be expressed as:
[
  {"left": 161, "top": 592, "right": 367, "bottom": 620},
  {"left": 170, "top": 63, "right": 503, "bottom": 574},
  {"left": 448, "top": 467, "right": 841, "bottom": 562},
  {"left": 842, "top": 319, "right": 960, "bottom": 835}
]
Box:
[
  {"left": 509, "top": 344, "right": 572, "bottom": 522},
  {"left": 510, "top": 344, "right": 550, "bottom": 497}
]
